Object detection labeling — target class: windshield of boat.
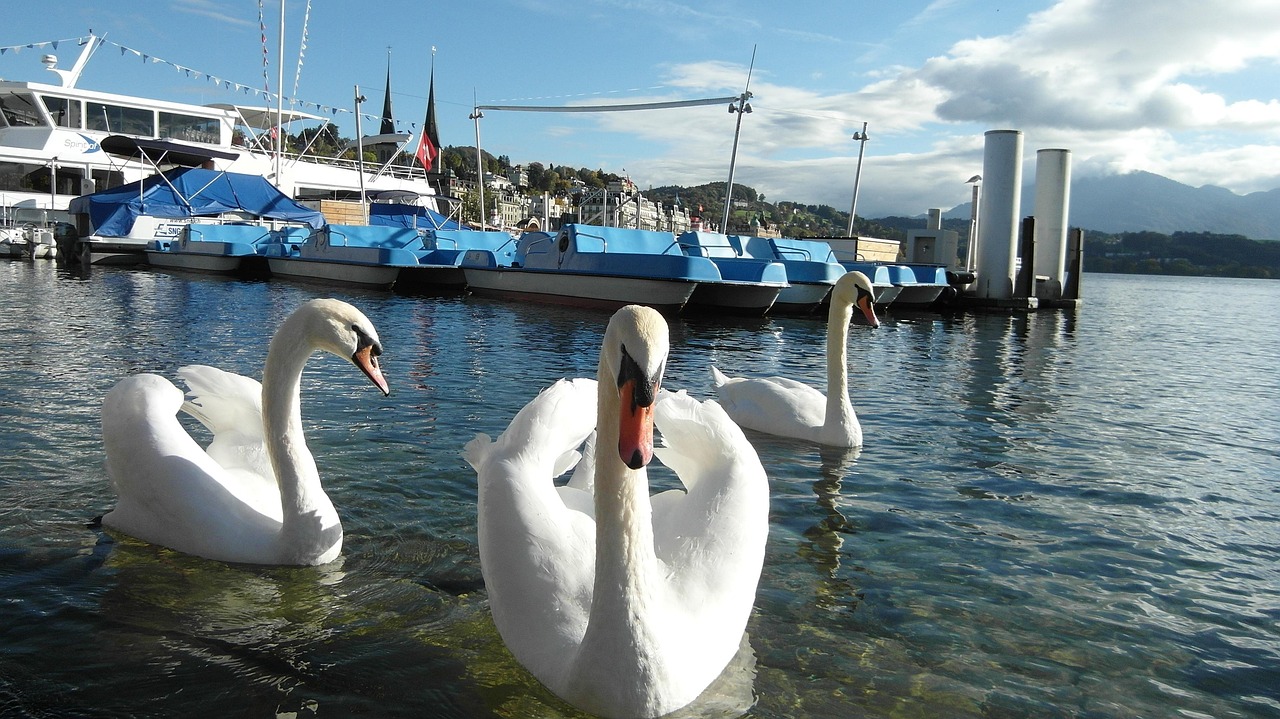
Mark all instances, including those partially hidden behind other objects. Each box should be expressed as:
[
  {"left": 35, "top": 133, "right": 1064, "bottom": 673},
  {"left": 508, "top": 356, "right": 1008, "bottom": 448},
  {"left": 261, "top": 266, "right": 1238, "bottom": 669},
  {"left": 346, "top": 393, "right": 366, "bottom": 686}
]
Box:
[{"left": 0, "top": 92, "right": 46, "bottom": 128}]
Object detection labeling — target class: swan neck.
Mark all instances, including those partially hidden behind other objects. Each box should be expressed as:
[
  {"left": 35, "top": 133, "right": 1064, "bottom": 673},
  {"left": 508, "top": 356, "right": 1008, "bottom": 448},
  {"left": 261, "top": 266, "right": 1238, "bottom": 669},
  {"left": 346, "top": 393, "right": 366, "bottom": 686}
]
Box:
[
  {"left": 824, "top": 297, "right": 854, "bottom": 431},
  {"left": 583, "top": 371, "right": 662, "bottom": 660},
  {"left": 261, "top": 325, "right": 330, "bottom": 537}
]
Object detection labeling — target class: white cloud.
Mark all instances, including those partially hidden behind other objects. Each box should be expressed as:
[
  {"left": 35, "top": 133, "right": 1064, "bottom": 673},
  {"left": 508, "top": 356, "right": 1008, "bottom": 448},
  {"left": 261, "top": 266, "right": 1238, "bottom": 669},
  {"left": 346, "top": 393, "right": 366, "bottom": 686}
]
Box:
[{"left": 506, "top": 0, "right": 1280, "bottom": 216}]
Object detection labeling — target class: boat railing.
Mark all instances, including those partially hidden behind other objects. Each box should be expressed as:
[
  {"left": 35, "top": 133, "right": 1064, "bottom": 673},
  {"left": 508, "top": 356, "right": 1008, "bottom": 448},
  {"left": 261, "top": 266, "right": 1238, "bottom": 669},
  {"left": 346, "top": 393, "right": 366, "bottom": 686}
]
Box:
[
  {"left": 773, "top": 245, "right": 817, "bottom": 262},
  {"left": 522, "top": 234, "right": 556, "bottom": 256},
  {"left": 430, "top": 233, "right": 460, "bottom": 250},
  {"left": 256, "top": 149, "right": 428, "bottom": 181},
  {"left": 572, "top": 229, "right": 608, "bottom": 254}
]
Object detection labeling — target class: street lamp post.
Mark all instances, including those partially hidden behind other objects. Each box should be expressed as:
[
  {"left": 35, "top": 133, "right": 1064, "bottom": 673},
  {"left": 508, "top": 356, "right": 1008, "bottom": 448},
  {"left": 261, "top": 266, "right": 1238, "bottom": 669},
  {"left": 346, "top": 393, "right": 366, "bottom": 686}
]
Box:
[
  {"left": 720, "top": 91, "right": 753, "bottom": 234},
  {"left": 845, "top": 122, "right": 869, "bottom": 237},
  {"left": 470, "top": 106, "right": 485, "bottom": 228},
  {"left": 354, "top": 86, "right": 368, "bottom": 224}
]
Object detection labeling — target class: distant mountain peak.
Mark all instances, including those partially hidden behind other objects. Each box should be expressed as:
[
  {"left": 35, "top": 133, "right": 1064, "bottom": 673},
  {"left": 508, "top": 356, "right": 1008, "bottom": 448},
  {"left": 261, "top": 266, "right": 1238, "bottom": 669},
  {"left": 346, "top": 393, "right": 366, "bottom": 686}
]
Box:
[{"left": 945, "top": 171, "right": 1280, "bottom": 240}]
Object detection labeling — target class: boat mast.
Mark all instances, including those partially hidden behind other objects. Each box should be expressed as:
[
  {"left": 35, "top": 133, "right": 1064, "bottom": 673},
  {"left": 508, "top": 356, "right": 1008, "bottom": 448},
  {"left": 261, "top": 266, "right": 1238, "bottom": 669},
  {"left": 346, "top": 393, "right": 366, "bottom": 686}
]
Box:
[
  {"left": 275, "top": 0, "right": 286, "bottom": 181},
  {"left": 46, "top": 33, "right": 102, "bottom": 89}
]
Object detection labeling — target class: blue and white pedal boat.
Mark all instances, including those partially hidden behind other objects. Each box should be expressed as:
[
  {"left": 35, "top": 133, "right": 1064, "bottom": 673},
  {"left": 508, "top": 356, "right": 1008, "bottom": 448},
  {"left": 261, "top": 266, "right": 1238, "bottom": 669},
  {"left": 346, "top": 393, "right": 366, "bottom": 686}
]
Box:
[
  {"left": 145, "top": 223, "right": 276, "bottom": 275},
  {"left": 675, "top": 231, "right": 788, "bottom": 316},
  {"left": 263, "top": 225, "right": 417, "bottom": 289},
  {"left": 461, "top": 224, "right": 719, "bottom": 313}
]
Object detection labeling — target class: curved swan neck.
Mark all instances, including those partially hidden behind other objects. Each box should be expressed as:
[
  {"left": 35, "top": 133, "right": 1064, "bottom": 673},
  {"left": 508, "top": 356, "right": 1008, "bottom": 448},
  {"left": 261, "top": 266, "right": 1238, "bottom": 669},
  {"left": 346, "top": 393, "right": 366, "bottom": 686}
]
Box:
[
  {"left": 590, "top": 377, "right": 659, "bottom": 598},
  {"left": 824, "top": 297, "right": 855, "bottom": 433},
  {"left": 261, "top": 322, "right": 331, "bottom": 539}
]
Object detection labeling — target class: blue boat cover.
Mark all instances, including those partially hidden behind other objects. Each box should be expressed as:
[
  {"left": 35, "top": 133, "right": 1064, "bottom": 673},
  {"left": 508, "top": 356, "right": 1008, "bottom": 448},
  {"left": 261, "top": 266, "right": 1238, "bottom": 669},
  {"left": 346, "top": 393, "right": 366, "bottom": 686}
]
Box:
[
  {"left": 368, "top": 202, "right": 463, "bottom": 231},
  {"left": 68, "top": 168, "right": 325, "bottom": 236}
]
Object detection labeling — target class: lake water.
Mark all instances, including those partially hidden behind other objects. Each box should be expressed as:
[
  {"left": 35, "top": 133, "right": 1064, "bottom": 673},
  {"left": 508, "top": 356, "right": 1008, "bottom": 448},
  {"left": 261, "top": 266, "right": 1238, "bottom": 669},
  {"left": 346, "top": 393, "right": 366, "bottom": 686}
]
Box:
[{"left": 1, "top": 262, "right": 1278, "bottom": 718}]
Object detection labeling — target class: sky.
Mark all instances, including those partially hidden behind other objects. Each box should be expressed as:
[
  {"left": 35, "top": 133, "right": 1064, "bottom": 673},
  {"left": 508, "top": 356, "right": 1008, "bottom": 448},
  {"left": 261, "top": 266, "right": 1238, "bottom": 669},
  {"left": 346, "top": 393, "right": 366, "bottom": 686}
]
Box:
[{"left": 4, "top": 0, "right": 1280, "bottom": 218}]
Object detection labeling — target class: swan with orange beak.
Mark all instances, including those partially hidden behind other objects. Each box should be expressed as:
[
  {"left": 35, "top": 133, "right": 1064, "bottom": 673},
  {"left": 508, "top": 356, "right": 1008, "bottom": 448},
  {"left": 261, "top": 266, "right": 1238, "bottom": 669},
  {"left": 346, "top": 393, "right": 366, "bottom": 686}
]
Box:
[{"left": 467, "top": 304, "right": 768, "bottom": 719}]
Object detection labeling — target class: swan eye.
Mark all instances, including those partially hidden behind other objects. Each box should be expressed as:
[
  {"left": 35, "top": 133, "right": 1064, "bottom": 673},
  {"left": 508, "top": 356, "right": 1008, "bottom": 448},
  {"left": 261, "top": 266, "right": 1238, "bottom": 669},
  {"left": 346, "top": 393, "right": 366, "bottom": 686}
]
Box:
[{"left": 353, "top": 324, "right": 382, "bottom": 356}]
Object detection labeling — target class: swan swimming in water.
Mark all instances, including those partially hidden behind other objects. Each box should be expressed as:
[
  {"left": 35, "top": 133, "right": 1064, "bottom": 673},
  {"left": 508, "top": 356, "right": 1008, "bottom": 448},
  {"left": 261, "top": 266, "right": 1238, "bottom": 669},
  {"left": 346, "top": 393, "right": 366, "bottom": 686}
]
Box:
[
  {"left": 712, "top": 270, "right": 879, "bottom": 448},
  {"left": 465, "top": 305, "right": 769, "bottom": 719},
  {"left": 100, "top": 298, "right": 389, "bottom": 566}
]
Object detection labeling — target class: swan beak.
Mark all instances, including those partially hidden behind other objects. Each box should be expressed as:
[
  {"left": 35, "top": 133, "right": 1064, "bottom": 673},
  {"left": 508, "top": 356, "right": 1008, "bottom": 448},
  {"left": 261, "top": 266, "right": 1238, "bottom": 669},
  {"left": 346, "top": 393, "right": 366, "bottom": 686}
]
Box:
[
  {"left": 856, "top": 288, "right": 880, "bottom": 328},
  {"left": 618, "top": 379, "right": 655, "bottom": 470},
  {"left": 353, "top": 344, "right": 390, "bottom": 396}
]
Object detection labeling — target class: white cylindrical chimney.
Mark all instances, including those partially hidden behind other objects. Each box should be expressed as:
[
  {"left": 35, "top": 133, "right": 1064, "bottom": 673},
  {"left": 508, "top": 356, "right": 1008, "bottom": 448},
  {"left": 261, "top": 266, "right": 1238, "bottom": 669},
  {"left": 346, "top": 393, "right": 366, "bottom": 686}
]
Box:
[
  {"left": 1032, "top": 148, "right": 1072, "bottom": 298},
  {"left": 927, "top": 208, "right": 942, "bottom": 230},
  {"left": 975, "top": 130, "right": 1023, "bottom": 299}
]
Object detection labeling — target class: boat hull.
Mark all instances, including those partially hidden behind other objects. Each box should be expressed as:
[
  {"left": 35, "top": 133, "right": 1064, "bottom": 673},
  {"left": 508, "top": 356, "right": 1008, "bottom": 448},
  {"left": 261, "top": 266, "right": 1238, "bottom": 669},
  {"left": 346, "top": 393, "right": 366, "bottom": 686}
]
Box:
[
  {"left": 771, "top": 282, "right": 833, "bottom": 314},
  {"left": 266, "top": 258, "right": 402, "bottom": 289},
  {"left": 146, "top": 250, "right": 247, "bottom": 274},
  {"left": 685, "top": 281, "right": 782, "bottom": 316},
  {"left": 395, "top": 265, "right": 468, "bottom": 294},
  {"left": 891, "top": 284, "right": 945, "bottom": 307},
  {"left": 462, "top": 267, "right": 696, "bottom": 314}
]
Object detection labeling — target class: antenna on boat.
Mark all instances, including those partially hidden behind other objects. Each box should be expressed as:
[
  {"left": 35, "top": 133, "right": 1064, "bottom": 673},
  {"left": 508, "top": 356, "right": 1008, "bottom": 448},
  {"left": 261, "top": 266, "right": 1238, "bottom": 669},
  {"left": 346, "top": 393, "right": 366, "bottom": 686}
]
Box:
[
  {"left": 45, "top": 32, "right": 102, "bottom": 88},
  {"left": 720, "top": 44, "right": 756, "bottom": 234}
]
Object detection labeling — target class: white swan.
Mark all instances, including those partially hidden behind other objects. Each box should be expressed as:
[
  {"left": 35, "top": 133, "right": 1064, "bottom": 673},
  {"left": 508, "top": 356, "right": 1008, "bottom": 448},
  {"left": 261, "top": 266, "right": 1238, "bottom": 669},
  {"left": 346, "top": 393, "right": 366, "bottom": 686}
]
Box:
[
  {"left": 465, "top": 305, "right": 769, "bottom": 719},
  {"left": 711, "top": 270, "right": 879, "bottom": 448},
  {"left": 100, "top": 298, "right": 389, "bottom": 566}
]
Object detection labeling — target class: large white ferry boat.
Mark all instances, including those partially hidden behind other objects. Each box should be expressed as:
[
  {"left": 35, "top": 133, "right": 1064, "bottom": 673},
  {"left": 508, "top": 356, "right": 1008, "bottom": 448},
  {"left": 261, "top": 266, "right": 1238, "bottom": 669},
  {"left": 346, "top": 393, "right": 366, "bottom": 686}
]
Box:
[{"left": 0, "top": 34, "right": 438, "bottom": 251}]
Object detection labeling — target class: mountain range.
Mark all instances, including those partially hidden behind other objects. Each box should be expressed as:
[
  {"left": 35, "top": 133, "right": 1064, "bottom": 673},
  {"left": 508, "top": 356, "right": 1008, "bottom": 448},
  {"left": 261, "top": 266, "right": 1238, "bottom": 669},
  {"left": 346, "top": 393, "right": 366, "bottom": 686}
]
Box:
[{"left": 942, "top": 171, "right": 1280, "bottom": 240}]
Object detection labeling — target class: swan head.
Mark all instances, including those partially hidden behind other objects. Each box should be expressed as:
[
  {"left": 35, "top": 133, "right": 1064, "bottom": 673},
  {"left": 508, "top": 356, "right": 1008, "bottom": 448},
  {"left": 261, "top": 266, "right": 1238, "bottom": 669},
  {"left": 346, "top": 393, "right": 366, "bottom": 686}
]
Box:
[
  {"left": 833, "top": 271, "right": 880, "bottom": 328},
  {"left": 601, "top": 305, "right": 669, "bottom": 470},
  {"left": 290, "top": 298, "right": 390, "bottom": 396}
]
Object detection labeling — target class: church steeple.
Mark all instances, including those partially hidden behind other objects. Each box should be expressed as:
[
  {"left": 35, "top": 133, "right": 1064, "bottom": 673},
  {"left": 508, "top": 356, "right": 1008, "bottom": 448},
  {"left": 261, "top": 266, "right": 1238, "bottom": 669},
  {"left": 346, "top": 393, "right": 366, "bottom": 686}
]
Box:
[{"left": 379, "top": 50, "right": 395, "bottom": 135}]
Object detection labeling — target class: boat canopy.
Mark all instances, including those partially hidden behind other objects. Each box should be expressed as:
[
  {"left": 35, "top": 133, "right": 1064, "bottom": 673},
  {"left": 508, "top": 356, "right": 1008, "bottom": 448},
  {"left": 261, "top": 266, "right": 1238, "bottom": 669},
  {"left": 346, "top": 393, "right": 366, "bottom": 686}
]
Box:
[
  {"left": 99, "top": 135, "right": 239, "bottom": 168},
  {"left": 368, "top": 201, "right": 463, "bottom": 231},
  {"left": 68, "top": 167, "right": 325, "bottom": 236}
]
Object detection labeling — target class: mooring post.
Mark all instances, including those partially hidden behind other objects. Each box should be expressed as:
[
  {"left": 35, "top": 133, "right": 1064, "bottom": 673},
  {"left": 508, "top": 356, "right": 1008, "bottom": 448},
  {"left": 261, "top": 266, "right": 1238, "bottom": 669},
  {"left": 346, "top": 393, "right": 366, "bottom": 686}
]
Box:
[{"left": 1017, "top": 215, "right": 1036, "bottom": 298}]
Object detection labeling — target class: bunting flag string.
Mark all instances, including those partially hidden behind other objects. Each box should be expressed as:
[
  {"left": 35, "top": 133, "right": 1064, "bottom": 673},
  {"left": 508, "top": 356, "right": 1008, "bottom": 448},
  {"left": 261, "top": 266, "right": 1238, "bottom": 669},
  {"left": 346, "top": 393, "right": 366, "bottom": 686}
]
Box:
[
  {"left": 0, "top": 36, "right": 79, "bottom": 55},
  {"left": 1, "top": 34, "right": 441, "bottom": 132},
  {"left": 2, "top": 34, "right": 357, "bottom": 118},
  {"left": 259, "top": 0, "right": 271, "bottom": 98},
  {"left": 291, "top": 0, "right": 312, "bottom": 110}
]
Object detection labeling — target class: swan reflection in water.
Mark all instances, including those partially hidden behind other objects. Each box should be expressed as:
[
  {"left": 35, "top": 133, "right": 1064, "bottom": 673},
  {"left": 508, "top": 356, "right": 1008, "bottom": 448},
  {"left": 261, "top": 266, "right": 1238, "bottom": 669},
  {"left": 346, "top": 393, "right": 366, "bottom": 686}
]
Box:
[{"left": 798, "top": 446, "right": 867, "bottom": 614}]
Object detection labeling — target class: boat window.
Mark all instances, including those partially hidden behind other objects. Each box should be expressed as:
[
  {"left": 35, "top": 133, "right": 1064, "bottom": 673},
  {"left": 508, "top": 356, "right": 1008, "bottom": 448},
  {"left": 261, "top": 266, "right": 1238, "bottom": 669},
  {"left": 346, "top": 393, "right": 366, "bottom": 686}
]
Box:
[
  {"left": 0, "top": 93, "right": 46, "bottom": 128},
  {"left": 41, "top": 96, "right": 83, "bottom": 129},
  {"left": 158, "top": 111, "right": 222, "bottom": 145},
  {"left": 0, "top": 161, "right": 99, "bottom": 197},
  {"left": 85, "top": 102, "right": 154, "bottom": 136},
  {"left": 91, "top": 168, "right": 127, "bottom": 192}
]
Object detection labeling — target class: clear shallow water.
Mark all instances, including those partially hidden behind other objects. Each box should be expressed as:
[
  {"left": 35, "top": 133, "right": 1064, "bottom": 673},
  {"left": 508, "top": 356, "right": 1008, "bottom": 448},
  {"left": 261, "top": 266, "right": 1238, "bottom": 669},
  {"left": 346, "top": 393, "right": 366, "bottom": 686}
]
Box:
[{"left": 1, "top": 263, "right": 1278, "bottom": 718}]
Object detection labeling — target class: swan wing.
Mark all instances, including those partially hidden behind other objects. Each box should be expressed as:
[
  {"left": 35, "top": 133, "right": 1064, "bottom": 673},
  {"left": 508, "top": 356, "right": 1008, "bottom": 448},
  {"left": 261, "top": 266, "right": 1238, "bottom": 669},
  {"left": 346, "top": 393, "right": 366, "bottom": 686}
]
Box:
[
  {"left": 101, "top": 373, "right": 282, "bottom": 561},
  {"left": 650, "top": 390, "right": 770, "bottom": 675},
  {"left": 176, "top": 365, "right": 275, "bottom": 489},
  {"left": 711, "top": 367, "right": 827, "bottom": 436},
  {"left": 466, "top": 378, "right": 600, "bottom": 678}
]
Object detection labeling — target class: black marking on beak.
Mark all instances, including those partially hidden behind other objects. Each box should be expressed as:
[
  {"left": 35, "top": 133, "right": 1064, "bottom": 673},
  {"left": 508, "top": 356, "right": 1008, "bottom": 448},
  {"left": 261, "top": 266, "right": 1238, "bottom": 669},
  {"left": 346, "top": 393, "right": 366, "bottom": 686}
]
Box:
[{"left": 618, "top": 343, "right": 662, "bottom": 410}]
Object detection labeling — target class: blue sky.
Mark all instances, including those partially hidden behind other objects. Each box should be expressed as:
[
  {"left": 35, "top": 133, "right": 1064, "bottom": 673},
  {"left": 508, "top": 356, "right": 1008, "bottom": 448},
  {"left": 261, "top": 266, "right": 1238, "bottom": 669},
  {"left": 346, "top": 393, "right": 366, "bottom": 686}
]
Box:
[{"left": 4, "top": 0, "right": 1280, "bottom": 217}]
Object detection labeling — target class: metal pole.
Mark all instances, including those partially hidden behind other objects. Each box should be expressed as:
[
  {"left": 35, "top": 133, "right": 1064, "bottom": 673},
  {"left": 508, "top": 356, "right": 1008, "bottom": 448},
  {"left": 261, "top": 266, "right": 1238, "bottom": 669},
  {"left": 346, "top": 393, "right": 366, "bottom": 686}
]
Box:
[
  {"left": 470, "top": 105, "right": 485, "bottom": 228},
  {"left": 845, "top": 122, "right": 868, "bottom": 237},
  {"left": 354, "top": 86, "right": 367, "bottom": 224},
  {"left": 720, "top": 92, "right": 751, "bottom": 234},
  {"left": 275, "top": 0, "right": 285, "bottom": 181},
  {"left": 967, "top": 176, "right": 982, "bottom": 270}
]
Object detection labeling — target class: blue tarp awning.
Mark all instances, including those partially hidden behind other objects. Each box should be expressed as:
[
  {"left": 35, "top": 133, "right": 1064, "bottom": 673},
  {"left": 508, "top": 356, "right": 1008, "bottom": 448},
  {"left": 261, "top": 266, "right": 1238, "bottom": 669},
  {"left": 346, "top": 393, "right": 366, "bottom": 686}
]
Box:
[
  {"left": 368, "top": 202, "right": 463, "bottom": 231},
  {"left": 68, "top": 167, "right": 326, "bottom": 236}
]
